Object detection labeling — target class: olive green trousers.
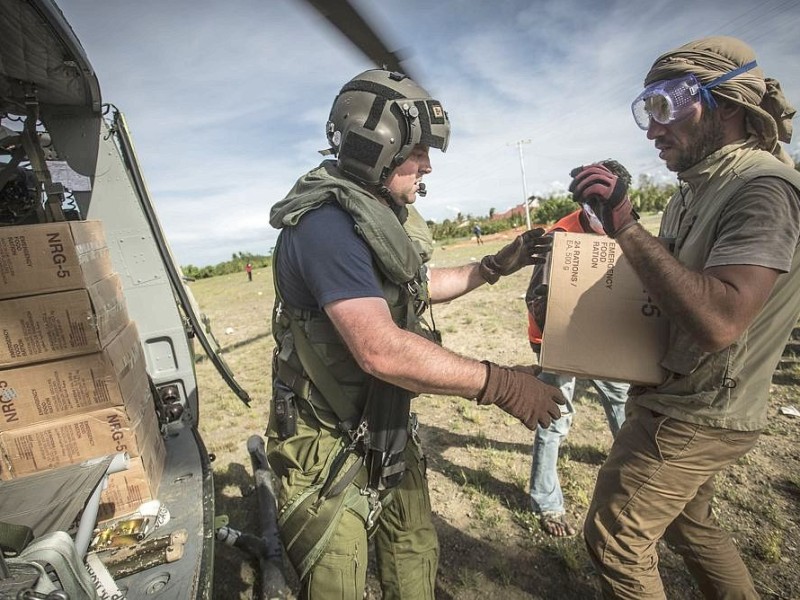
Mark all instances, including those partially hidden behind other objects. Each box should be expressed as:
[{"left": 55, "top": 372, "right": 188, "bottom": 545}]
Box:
[
  {"left": 269, "top": 421, "right": 438, "bottom": 600},
  {"left": 584, "top": 404, "right": 760, "bottom": 599}
]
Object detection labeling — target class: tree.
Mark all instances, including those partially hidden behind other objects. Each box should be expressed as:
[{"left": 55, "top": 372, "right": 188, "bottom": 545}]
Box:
[
  {"left": 533, "top": 196, "right": 574, "bottom": 224},
  {"left": 182, "top": 252, "right": 272, "bottom": 280},
  {"left": 629, "top": 174, "right": 676, "bottom": 213}
]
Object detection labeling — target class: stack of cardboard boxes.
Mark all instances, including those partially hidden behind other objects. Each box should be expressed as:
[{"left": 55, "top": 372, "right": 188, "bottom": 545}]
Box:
[{"left": 0, "top": 220, "right": 165, "bottom": 521}]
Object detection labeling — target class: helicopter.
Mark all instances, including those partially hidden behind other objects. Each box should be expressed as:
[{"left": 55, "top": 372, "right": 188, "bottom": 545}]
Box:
[{"left": 0, "top": 0, "right": 410, "bottom": 598}]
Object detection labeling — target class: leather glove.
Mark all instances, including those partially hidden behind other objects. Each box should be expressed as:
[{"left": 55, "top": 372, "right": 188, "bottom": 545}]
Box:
[
  {"left": 479, "top": 228, "right": 552, "bottom": 284},
  {"left": 569, "top": 164, "right": 638, "bottom": 237},
  {"left": 476, "top": 361, "right": 565, "bottom": 429}
]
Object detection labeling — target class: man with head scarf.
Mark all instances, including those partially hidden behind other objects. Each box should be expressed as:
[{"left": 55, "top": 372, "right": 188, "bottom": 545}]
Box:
[{"left": 570, "top": 36, "right": 800, "bottom": 598}]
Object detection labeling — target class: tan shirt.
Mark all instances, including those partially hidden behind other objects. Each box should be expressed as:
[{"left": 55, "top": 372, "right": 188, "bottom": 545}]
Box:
[{"left": 633, "top": 141, "right": 800, "bottom": 430}]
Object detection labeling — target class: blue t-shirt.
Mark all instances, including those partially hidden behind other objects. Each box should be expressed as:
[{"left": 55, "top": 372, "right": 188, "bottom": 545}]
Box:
[{"left": 275, "top": 203, "right": 383, "bottom": 311}]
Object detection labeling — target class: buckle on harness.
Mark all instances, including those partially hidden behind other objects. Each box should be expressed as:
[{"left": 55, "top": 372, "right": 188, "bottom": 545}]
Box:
[
  {"left": 409, "top": 412, "right": 419, "bottom": 438},
  {"left": 360, "top": 486, "right": 383, "bottom": 529}
]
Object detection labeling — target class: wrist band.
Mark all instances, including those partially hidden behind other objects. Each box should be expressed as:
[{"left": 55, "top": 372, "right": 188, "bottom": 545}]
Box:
[
  {"left": 476, "top": 360, "right": 492, "bottom": 401},
  {"left": 478, "top": 256, "right": 500, "bottom": 285}
]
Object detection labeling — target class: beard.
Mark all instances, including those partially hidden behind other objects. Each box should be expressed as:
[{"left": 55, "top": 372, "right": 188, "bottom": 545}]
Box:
[{"left": 672, "top": 108, "right": 725, "bottom": 172}]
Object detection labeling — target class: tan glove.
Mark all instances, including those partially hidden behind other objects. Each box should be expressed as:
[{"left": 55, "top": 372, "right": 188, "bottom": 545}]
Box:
[
  {"left": 475, "top": 361, "right": 565, "bottom": 429},
  {"left": 479, "top": 228, "right": 552, "bottom": 284}
]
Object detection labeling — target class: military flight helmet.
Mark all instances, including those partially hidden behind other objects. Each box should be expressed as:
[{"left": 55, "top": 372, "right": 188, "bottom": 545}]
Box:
[{"left": 326, "top": 69, "right": 450, "bottom": 185}]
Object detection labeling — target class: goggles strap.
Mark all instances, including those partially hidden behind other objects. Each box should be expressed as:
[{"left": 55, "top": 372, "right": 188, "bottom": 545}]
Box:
[{"left": 697, "top": 60, "right": 758, "bottom": 109}]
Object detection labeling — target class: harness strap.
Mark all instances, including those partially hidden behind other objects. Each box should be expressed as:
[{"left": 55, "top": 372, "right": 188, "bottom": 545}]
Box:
[{"left": 277, "top": 452, "right": 371, "bottom": 581}]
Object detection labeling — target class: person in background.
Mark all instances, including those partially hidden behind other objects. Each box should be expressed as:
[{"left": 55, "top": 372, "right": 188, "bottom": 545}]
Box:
[
  {"left": 525, "top": 160, "right": 631, "bottom": 538},
  {"left": 473, "top": 223, "right": 484, "bottom": 244},
  {"left": 574, "top": 36, "right": 800, "bottom": 599},
  {"left": 266, "top": 68, "right": 565, "bottom": 599},
  {"left": 245, "top": 262, "right": 253, "bottom": 282}
]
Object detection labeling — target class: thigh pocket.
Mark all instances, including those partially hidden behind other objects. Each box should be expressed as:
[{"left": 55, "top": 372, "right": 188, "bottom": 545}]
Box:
[{"left": 306, "top": 515, "right": 366, "bottom": 600}]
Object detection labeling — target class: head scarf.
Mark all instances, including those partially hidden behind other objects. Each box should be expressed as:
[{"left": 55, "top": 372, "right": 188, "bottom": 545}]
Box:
[{"left": 645, "top": 36, "right": 795, "bottom": 165}]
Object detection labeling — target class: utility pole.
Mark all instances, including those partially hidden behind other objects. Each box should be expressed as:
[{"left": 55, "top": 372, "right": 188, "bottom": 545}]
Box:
[{"left": 510, "top": 138, "right": 532, "bottom": 230}]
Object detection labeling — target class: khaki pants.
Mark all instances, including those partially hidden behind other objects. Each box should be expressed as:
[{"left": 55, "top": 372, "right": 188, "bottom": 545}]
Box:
[{"left": 584, "top": 404, "right": 760, "bottom": 599}]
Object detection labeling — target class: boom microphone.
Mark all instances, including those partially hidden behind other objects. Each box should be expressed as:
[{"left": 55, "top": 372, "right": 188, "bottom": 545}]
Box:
[{"left": 417, "top": 182, "right": 427, "bottom": 197}]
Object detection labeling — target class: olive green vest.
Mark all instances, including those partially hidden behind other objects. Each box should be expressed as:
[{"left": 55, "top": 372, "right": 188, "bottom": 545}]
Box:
[
  {"left": 634, "top": 140, "right": 800, "bottom": 430},
  {"left": 268, "top": 162, "right": 435, "bottom": 429}
]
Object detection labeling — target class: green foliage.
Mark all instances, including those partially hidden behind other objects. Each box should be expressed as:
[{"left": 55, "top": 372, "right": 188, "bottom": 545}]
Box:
[
  {"left": 528, "top": 177, "right": 677, "bottom": 227},
  {"left": 752, "top": 529, "right": 783, "bottom": 563},
  {"left": 428, "top": 175, "right": 677, "bottom": 242},
  {"left": 630, "top": 174, "right": 677, "bottom": 213},
  {"left": 427, "top": 215, "right": 527, "bottom": 241},
  {"left": 532, "top": 195, "right": 575, "bottom": 224},
  {"left": 182, "top": 251, "right": 271, "bottom": 281}
]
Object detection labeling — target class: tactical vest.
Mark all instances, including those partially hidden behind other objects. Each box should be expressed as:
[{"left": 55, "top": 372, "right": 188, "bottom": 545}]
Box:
[
  {"left": 634, "top": 140, "right": 800, "bottom": 430},
  {"left": 269, "top": 161, "right": 436, "bottom": 430}
]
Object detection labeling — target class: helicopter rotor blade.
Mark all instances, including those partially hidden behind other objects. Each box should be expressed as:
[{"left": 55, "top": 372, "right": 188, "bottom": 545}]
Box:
[{"left": 303, "top": 0, "right": 415, "bottom": 79}]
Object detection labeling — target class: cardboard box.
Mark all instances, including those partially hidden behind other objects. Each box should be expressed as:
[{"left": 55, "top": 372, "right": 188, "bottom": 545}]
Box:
[
  {"left": 0, "top": 220, "right": 113, "bottom": 300},
  {"left": 98, "top": 431, "right": 166, "bottom": 521},
  {"left": 0, "top": 378, "right": 165, "bottom": 480},
  {"left": 97, "top": 412, "right": 166, "bottom": 519},
  {"left": 0, "top": 273, "right": 129, "bottom": 368},
  {"left": 0, "top": 321, "right": 145, "bottom": 431},
  {"left": 540, "top": 231, "right": 669, "bottom": 385},
  {"left": 97, "top": 456, "right": 154, "bottom": 522}
]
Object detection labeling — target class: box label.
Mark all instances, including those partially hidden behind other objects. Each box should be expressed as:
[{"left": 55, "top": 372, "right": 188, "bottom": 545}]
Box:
[{"left": 0, "top": 221, "right": 112, "bottom": 300}]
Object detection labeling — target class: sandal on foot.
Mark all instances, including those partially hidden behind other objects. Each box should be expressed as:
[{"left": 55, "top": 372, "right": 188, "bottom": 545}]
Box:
[{"left": 539, "top": 512, "right": 577, "bottom": 537}]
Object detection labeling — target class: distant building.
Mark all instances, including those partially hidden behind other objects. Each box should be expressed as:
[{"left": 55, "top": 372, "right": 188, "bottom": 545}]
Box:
[
  {"left": 491, "top": 198, "right": 540, "bottom": 221},
  {"left": 488, "top": 197, "right": 544, "bottom": 228},
  {"left": 490, "top": 204, "right": 520, "bottom": 220}
]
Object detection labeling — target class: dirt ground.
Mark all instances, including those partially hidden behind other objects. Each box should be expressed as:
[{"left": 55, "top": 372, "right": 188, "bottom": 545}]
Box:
[{"left": 193, "top": 230, "right": 800, "bottom": 600}]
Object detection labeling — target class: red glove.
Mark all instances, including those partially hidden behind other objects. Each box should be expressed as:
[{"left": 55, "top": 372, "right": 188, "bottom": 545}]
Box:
[
  {"left": 569, "top": 165, "right": 638, "bottom": 237},
  {"left": 475, "top": 361, "right": 565, "bottom": 429},
  {"left": 479, "top": 228, "right": 552, "bottom": 284}
]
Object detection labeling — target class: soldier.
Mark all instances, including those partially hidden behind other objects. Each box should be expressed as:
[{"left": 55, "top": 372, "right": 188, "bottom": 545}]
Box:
[{"left": 265, "top": 69, "right": 565, "bottom": 599}]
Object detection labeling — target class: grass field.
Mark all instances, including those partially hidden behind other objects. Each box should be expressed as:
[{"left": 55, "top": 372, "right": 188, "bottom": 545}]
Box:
[{"left": 190, "top": 219, "right": 800, "bottom": 599}]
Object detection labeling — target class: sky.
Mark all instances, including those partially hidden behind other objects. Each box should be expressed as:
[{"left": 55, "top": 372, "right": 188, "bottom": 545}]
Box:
[{"left": 55, "top": 0, "right": 800, "bottom": 267}]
